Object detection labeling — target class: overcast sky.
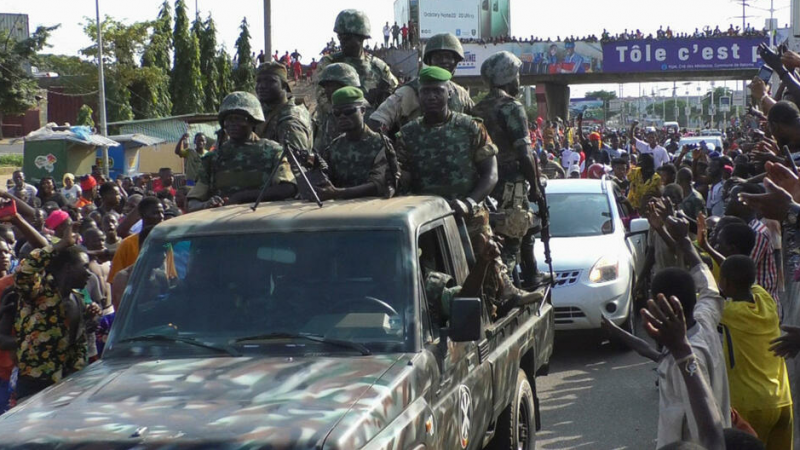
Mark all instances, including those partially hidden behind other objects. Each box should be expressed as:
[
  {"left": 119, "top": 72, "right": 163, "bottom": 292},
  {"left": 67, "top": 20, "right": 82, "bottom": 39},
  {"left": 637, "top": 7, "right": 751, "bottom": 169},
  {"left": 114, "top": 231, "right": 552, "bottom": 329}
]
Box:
[{"left": 3, "top": 0, "right": 794, "bottom": 97}]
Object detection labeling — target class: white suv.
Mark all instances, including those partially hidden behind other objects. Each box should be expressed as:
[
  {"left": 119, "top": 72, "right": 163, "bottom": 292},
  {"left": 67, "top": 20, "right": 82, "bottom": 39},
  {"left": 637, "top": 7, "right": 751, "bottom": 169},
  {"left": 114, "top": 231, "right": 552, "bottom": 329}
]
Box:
[{"left": 533, "top": 178, "right": 649, "bottom": 333}]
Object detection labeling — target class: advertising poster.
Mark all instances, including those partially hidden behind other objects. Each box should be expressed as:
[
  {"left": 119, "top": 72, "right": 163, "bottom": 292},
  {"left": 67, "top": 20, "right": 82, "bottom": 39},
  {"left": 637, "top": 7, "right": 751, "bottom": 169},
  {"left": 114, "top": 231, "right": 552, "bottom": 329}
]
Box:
[
  {"left": 602, "top": 37, "right": 767, "bottom": 73},
  {"left": 419, "top": 0, "right": 480, "bottom": 39},
  {"left": 569, "top": 98, "right": 604, "bottom": 120},
  {"left": 456, "top": 41, "right": 602, "bottom": 77}
]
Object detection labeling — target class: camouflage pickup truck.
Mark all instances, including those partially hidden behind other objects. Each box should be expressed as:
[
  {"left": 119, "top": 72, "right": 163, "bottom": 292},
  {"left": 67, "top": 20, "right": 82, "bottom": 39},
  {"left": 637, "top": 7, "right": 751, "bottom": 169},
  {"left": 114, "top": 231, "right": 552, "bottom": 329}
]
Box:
[{"left": 0, "top": 196, "right": 554, "bottom": 450}]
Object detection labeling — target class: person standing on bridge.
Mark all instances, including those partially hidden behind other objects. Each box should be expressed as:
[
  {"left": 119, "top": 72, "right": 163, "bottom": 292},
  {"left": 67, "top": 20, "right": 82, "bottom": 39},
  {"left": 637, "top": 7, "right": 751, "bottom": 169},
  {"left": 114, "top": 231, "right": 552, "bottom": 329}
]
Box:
[
  {"left": 630, "top": 121, "right": 670, "bottom": 168},
  {"left": 368, "top": 33, "right": 473, "bottom": 136}
]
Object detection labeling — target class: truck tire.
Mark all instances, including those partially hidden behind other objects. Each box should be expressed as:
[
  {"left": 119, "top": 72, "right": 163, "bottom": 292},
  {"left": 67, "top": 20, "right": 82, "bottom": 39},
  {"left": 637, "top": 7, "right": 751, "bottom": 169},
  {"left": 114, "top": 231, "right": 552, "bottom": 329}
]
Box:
[{"left": 488, "top": 369, "right": 536, "bottom": 450}]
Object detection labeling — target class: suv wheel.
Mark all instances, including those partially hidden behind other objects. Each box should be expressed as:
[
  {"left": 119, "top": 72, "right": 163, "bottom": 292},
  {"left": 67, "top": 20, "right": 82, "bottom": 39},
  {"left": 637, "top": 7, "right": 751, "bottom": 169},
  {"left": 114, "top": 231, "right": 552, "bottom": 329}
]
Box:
[{"left": 488, "top": 369, "right": 536, "bottom": 450}]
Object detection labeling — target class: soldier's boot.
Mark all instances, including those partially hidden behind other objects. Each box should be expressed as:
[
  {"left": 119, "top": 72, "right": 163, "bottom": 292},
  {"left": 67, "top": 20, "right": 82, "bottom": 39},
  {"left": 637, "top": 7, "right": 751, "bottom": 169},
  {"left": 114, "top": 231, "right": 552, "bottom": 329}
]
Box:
[
  {"left": 520, "top": 231, "right": 553, "bottom": 290},
  {"left": 499, "top": 270, "right": 543, "bottom": 307}
]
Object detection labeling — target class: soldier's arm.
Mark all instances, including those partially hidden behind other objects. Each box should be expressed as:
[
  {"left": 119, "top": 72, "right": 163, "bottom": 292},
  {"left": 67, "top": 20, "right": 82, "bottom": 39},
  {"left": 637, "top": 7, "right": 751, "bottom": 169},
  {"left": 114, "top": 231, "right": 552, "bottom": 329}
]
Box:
[
  {"left": 368, "top": 86, "right": 413, "bottom": 134},
  {"left": 469, "top": 122, "right": 499, "bottom": 202},
  {"left": 277, "top": 118, "right": 314, "bottom": 157},
  {"left": 505, "top": 103, "right": 539, "bottom": 186},
  {"left": 394, "top": 132, "right": 413, "bottom": 193}
]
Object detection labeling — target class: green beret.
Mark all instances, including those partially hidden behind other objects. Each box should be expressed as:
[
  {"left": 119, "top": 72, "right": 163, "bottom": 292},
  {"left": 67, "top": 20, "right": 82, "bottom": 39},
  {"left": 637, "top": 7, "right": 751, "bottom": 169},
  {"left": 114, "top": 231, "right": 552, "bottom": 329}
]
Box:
[
  {"left": 419, "top": 66, "right": 452, "bottom": 84},
  {"left": 258, "top": 61, "right": 289, "bottom": 85},
  {"left": 331, "top": 86, "right": 365, "bottom": 107}
]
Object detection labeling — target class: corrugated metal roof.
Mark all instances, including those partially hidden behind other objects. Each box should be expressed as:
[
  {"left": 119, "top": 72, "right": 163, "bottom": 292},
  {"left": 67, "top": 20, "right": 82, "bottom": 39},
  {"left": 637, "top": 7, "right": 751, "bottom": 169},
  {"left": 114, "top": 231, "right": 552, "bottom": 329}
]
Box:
[
  {"left": 107, "top": 134, "right": 165, "bottom": 148},
  {"left": 114, "top": 117, "right": 219, "bottom": 143}
]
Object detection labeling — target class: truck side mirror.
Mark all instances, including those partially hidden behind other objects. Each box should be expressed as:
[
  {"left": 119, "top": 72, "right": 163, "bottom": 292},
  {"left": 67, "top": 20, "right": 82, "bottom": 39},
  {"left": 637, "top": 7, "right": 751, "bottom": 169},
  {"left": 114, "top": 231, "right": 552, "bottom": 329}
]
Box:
[{"left": 448, "top": 297, "right": 482, "bottom": 342}]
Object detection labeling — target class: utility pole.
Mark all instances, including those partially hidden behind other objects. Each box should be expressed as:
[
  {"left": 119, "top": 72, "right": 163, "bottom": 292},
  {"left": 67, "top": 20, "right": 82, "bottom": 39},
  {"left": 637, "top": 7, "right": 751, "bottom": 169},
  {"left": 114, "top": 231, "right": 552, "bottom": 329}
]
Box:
[
  {"left": 263, "top": 0, "right": 272, "bottom": 57},
  {"left": 95, "top": 0, "right": 110, "bottom": 177}
]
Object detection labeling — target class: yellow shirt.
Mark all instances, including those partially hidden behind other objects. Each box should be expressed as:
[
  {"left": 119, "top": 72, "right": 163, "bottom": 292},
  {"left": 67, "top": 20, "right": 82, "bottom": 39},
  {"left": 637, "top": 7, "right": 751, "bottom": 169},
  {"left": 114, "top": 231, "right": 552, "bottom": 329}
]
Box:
[
  {"left": 627, "top": 167, "right": 662, "bottom": 213},
  {"left": 108, "top": 234, "right": 139, "bottom": 283},
  {"left": 721, "top": 285, "right": 792, "bottom": 412}
]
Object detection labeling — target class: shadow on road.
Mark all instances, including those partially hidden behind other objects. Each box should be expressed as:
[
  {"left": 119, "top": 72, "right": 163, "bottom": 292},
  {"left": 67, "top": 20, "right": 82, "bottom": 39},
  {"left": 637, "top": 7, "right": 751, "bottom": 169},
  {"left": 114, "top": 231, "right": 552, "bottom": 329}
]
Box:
[{"left": 535, "top": 330, "right": 659, "bottom": 450}]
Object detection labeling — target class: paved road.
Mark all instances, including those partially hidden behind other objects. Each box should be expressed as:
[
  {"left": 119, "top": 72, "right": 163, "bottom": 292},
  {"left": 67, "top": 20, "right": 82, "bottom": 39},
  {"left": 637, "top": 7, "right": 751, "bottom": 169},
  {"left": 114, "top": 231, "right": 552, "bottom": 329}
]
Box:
[{"left": 535, "top": 327, "right": 659, "bottom": 450}]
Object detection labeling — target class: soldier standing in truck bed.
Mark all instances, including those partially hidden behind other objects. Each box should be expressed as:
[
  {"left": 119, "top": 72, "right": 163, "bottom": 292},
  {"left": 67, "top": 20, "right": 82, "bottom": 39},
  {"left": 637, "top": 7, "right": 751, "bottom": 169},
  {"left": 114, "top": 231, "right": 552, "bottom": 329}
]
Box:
[
  {"left": 255, "top": 62, "right": 315, "bottom": 167},
  {"left": 187, "top": 92, "right": 296, "bottom": 212},
  {"left": 314, "top": 10, "right": 398, "bottom": 118},
  {"left": 395, "top": 66, "right": 542, "bottom": 317},
  {"left": 313, "top": 63, "right": 365, "bottom": 154},
  {"left": 369, "top": 33, "right": 473, "bottom": 137},
  {"left": 472, "top": 51, "right": 550, "bottom": 290}
]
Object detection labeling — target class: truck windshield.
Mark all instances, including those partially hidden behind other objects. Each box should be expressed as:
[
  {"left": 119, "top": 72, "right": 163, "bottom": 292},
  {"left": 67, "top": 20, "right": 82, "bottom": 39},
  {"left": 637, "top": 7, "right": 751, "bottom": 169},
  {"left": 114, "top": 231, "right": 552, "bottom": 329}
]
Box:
[{"left": 106, "top": 230, "right": 411, "bottom": 357}]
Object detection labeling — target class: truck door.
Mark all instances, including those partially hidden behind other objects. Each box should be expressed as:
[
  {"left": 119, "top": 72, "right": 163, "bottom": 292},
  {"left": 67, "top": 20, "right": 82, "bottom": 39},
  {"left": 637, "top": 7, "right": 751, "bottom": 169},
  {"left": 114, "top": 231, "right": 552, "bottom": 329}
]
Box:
[{"left": 418, "top": 222, "right": 493, "bottom": 450}]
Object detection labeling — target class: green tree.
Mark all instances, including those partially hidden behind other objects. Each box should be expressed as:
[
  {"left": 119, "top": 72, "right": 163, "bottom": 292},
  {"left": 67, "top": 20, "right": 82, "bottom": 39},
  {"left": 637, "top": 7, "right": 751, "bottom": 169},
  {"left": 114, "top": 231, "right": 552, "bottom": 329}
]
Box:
[
  {"left": 76, "top": 104, "right": 95, "bottom": 127},
  {"left": 646, "top": 98, "right": 689, "bottom": 125},
  {"left": 139, "top": 0, "right": 173, "bottom": 118},
  {"left": 232, "top": 18, "right": 255, "bottom": 93},
  {"left": 0, "top": 25, "right": 59, "bottom": 137},
  {"left": 170, "top": 0, "right": 203, "bottom": 115},
  {"left": 700, "top": 87, "right": 733, "bottom": 128},
  {"left": 142, "top": 0, "right": 172, "bottom": 72},
  {"left": 198, "top": 14, "right": 221, "bottom": 112},
  {"left": 586, "top": 90, "right": 618, "bottom": 121},
  {"left": 217, "top": 47, "right": 234, "bottom": 106}
]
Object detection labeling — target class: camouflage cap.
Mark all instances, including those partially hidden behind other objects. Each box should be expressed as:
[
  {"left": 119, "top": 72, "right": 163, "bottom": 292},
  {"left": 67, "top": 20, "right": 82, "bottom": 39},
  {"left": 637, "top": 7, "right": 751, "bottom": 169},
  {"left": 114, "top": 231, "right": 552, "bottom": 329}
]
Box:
[
  {"left": 218, "top": 91, "right": 266, "bottom": 123},
  {"left": 418, "top": 66, "right": 452, "bottom": 85},
  {"left": 258, "top": 61, "right": 289, "bottom": 83},
  {"left": 334, "top": 9, "right": 371, "bottom": 38},
  {"left": 423, "top": 33, "right": 465, "bottom": 63},
  {"left": 480, "top": 51, "right": 522, "bottom": 87},
  {"left": 318, "top": 62, "right": 361, "bottom": 88},
  {"left": 331, "top": 86, "right": 365, "bottom": 107}
]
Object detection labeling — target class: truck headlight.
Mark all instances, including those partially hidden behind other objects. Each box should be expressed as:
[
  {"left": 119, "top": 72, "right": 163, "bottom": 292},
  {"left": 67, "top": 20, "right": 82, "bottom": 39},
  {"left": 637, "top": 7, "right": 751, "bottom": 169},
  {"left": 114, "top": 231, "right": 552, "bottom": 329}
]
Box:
[{"left": 589, "top": 256, "right": 619, "bottom": 283}]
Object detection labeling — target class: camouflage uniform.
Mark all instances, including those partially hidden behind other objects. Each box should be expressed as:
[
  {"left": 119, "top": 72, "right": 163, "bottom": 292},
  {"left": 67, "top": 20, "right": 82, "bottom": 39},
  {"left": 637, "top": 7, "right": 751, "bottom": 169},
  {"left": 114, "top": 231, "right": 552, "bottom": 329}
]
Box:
[
  {"left": 187, "top": 134, "right": 295, "bottom": 202},
  {"left": 371, "top": 33, "right": 473, "bottom": 135},
  {"left": 397, "top": 112, "right": 511, "bottom": 309},
  {"left": 315, "top": 10, "right": 398, "bottom": 114},
  {"left": 255, "top": 95, "right": 314, "bottom": 159},
  {"left": 322, "top": 126, "right": 391, "bottom": 196},
  {"left": 188, "top": 92, "right": 295, "bottom": 202},
  {"left": 313, "top": 63, "right": 364, "bottom": 153},
  {"left": 369, "top": 80, "right": 473, "bottom": 135},
  {"left": 472, "top": 51, "right": 536, "bottom": 275}
]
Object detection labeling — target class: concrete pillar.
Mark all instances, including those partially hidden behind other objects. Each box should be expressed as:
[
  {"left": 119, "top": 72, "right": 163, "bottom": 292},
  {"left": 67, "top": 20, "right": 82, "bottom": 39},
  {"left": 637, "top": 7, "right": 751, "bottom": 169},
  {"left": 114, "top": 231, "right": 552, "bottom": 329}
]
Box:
[{"left": 543, "top": 83, "right": 570, "bottom": 121}]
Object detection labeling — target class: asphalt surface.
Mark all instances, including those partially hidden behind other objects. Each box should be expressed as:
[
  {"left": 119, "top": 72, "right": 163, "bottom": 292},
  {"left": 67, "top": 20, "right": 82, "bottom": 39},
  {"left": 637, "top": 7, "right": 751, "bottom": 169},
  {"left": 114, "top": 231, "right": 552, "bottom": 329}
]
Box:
[{"left": 535, "top": 324, "right": 659, "bottom": 450}]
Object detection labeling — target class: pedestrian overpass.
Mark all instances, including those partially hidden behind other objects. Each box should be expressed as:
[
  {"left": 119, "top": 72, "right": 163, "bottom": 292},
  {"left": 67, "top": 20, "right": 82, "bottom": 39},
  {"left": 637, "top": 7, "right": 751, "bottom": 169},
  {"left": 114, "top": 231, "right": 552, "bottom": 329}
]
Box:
[{"left": 448, "top": 36, "right": 768, "bottom": 120}]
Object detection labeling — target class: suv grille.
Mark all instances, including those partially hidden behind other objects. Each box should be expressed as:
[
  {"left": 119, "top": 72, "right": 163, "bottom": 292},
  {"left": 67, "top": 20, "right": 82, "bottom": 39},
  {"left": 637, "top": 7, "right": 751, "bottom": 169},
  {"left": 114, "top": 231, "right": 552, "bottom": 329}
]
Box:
[
  {"left": 554, "top": 270, "right": 581, "bottom": 288},
  {"left": 555, "top": 306, "right": 586, "bottom": 324}
]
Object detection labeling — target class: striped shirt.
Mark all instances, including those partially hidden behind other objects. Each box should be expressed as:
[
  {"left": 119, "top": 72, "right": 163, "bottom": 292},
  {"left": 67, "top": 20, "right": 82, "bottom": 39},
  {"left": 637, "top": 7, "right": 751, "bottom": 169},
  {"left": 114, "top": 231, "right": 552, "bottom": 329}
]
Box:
[{"left": 750, "top": 219, "right": 780, "bottom": 304}]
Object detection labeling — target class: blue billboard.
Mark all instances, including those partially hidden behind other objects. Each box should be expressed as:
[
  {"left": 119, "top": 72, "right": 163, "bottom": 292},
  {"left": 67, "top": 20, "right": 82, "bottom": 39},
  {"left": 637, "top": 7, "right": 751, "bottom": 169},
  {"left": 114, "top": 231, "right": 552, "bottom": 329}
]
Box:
[{"left": 602, "top": 37, "right": 768, "bottom": 73}]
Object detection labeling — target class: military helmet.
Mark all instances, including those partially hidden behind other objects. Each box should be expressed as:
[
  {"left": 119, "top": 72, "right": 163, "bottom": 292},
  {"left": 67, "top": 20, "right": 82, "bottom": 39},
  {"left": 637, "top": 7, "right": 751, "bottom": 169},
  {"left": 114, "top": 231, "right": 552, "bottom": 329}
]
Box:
[
  {"left": 423, "top": 33, "right": 465, "bottom": 64},
  {"left": 481, "top": 51, "right": 522, "bottom": 87},
  {"left": 318, "top": 63, "right": 361, "bottom": 88},
  {"left": 333, "top": 9, "right": 371, "bottom": 38},
  {"left": 218, "top": 91, "right": 265, "bottom": 124}
]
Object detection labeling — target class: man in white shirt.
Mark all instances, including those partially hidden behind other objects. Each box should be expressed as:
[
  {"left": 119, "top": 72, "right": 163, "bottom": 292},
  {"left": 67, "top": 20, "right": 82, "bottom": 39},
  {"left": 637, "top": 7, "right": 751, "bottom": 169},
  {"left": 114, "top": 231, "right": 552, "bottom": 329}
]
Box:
[
  {"left": 630, "top": 121, "right": 670, "bottom": 168},
  {"left": 653, "top": 218, "right": 731, "bottom": 448},
  {"left": 383, "top": 22, "right": 391, "bottom": 48},
  {"left": 560, "top": 144, "right": 583, "bottom": 174}
]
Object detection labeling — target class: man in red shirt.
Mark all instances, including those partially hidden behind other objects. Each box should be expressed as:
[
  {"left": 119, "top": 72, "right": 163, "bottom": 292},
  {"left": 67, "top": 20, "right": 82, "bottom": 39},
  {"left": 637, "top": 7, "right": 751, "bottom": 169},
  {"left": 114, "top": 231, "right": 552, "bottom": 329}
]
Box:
[
  {"left": 151, "top": 168, "right": 176, "bottom": 198},
  {"left": 401, "top": 23, "right": 409, "bottom": 49},
  {"left": 292, "top": 59, "right": 303, "bottom": 82}
]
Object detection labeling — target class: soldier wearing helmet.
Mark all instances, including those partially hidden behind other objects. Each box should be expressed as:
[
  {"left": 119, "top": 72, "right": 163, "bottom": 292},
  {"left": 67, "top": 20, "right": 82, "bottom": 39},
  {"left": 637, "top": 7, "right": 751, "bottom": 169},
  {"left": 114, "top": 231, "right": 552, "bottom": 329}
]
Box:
[
  {"left": 255, "top": 62, "right": 314, "bottom": 168},
  {"left": 312, "top": 63, "right": 365, "bottom": 153},
  {"left": 396, "top": 67, "right": 542, "bottom": 317},
  {"left": 314, "top": 10, "right": 398, "bottom": 115},
  {"left": 187, "top": 92, "right": 296, "bottom": 212},
  {"left": 472, "top": 51, "right": 549, "bottom": 289},
  {"left": 368, "top": 33, "right": 473, "bottom": 136}
]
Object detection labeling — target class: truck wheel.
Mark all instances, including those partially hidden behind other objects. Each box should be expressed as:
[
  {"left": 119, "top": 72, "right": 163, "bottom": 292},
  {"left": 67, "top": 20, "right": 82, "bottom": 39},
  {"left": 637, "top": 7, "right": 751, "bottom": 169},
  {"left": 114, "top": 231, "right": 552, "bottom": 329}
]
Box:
[{"left": 489, "top": 369, "right": 536, "bottom": 450}]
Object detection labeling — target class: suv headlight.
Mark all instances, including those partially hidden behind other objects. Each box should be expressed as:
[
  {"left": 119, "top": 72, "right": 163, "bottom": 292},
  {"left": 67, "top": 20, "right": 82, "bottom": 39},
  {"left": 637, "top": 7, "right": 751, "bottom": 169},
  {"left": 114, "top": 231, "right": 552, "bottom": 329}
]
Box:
[{"left": 589, "top": 256, "right": 619, "bottom": 283}]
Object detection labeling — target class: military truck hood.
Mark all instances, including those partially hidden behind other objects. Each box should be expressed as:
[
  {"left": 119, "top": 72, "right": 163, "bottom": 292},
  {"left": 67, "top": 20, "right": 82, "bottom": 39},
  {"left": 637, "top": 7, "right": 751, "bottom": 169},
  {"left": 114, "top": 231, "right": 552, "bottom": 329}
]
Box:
[{"left": 0, "top": 354, "right": 408, "bottom": 449}]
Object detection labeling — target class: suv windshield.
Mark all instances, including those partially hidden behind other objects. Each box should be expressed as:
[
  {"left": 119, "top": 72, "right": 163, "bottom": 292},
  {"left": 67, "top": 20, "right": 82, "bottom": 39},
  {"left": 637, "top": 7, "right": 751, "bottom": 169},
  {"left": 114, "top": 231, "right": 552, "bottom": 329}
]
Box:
[
  {"left": 106, "top": 230, "right": 411, "bottom": 357},
  {"left": 543, "top": 193, "right": 614, "bottom": 238}
]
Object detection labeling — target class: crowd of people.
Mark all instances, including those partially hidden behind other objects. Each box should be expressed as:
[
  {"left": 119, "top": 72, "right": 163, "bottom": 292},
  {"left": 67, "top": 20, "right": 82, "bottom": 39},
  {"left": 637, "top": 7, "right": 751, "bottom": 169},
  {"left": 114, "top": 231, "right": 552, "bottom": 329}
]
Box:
[
  {"left": 527, "top": 43, "right": 800, "bottom": 449},
  {"left": 2, "top": 6, "right": 800, "bottom": 448},
  {"left": 0, "top": 163, "right": 188, "bottom": 410}
]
